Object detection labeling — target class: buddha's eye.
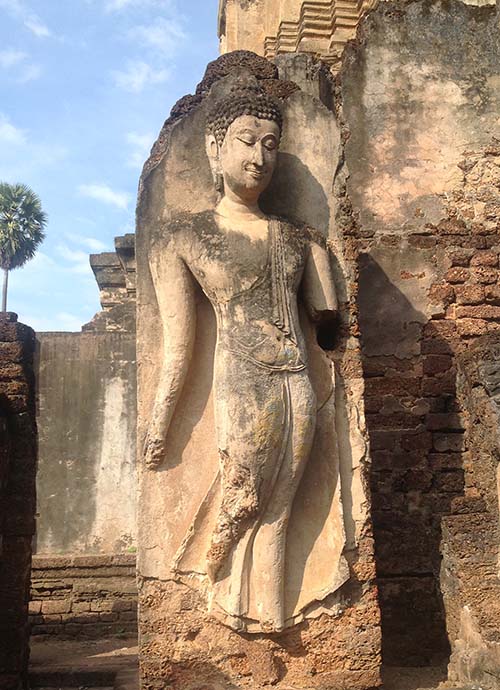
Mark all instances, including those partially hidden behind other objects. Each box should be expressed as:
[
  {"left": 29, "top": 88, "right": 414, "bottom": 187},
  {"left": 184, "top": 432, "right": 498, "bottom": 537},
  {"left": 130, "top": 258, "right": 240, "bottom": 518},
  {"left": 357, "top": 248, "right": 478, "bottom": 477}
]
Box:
[
  {"left": 237, "top": 136, "right": 255, "bottom": 146},
  {"left": 262, "top": 137, "right": 277, "bottom": 151}
]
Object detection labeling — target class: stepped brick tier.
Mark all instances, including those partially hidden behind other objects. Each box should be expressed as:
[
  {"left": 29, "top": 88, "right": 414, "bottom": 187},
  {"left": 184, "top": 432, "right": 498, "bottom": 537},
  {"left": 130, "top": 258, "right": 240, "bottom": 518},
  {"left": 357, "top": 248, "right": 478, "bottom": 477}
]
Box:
[{"left": 218, "top": 0, "right": 495, "bottom": 69}]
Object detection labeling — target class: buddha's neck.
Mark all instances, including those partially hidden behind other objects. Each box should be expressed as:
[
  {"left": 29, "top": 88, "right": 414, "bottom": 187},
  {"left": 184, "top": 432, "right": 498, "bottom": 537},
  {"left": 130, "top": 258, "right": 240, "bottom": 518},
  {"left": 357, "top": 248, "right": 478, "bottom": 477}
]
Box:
[{"left": 216, "top": 195, "right": 264, "bottom": 223}]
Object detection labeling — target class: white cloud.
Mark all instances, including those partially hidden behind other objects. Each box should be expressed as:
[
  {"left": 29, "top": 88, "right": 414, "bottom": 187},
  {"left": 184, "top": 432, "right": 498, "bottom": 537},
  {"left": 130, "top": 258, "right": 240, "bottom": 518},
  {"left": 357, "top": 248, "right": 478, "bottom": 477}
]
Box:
[
  {"left": 0, "top": 113, "right": 26, "bottom": 145},
  {"left": 126, "top": 131, "right": 154, "bottom": 168},
  {"left": 128, "top": 17, "right": 185, "bottom": 57},
  {"left": 56, "top": 244, "right": 89, "bottom": 264},
  {"left": 17, "top": 63, "right": 42, "bottom": 82},
  {"left": 78, "top": 183, "right": 131, "bottom": 210},
  {"left": 0, "top": 50, "right": 42, "bottom": 82},
  {"left": 111, "top": 60, "right": 169, "bottom": 93},
  {"left": 56, "top": 244, "right": 95, "bottom": 275},
  {"left": 104, "top": 0, "right": 173, "bottom": 11},
  {"left": 24, "top": 16, "right": 51, "bottom": 38},
  {"left": 0, "top": 0, "right": 51, "bottom": 38},
  {"left": 0, "top": 49, "right": 26, "bottom": 68},
  {"left": 66, "top": 233, "right": 108, "bottom": 252}
]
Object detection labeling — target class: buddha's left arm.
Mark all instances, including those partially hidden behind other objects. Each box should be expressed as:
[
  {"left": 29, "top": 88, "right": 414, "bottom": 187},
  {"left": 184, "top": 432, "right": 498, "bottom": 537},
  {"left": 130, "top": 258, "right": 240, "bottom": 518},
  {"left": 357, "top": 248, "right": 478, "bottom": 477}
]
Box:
[{"left": 302, "top": 240, "right": 338, "bottom": 321}]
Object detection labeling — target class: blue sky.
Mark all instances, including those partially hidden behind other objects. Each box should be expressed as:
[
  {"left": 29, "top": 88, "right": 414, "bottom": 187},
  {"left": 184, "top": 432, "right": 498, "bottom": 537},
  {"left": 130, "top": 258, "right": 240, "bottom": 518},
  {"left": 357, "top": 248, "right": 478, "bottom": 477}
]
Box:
[{"left": 0, "top": 0, "right": 219, "bottom": 330}]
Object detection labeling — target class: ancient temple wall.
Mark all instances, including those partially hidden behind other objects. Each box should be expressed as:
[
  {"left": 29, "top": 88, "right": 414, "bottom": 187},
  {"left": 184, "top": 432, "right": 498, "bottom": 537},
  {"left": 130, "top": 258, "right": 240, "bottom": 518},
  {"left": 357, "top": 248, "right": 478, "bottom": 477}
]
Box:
[
  {"left": 29, "top": 331, "right": 138, "bottom": 639},
  {"left": 219, "top": 0, "right": 497, "bottom": 69},
  {"left": 0, "top": 313, "right": 37, "bottom": 690},
  {"left": 440, "top": 336, "right": 500, "bottom": 688},
  {"left": 340, "top": 0, "right": 500, "bottom": 666},
  {"left": 35, "top": 331, "right": 137, "bottom": 556}
]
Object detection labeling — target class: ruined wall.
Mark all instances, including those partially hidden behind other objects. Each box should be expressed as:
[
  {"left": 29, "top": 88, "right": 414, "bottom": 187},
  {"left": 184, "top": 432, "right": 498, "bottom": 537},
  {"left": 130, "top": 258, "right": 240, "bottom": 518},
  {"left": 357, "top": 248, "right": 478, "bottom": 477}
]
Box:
[
  {"left": 29, "top": 554, "right": 137, "bottom": 639},
  {"left": 32, "top": 238, "right": 138, "bottom": 638},
  {"left": 0, "top": 314, "right": 37, "bottom": 690},
  {"left": 35, "top": 331, "right": 136, "bottom": 555},
  {"left": 340, "top": 0, "right": 500, "bottom": 665},
  {"left": 218, "top": 0, "right": 495, "bottom": 67},
  {"left": 219, "top": 0, "right": 378, "bottom": 67},
  {"left": 440, "top": 335, "right": 500, "bottom": 688}
]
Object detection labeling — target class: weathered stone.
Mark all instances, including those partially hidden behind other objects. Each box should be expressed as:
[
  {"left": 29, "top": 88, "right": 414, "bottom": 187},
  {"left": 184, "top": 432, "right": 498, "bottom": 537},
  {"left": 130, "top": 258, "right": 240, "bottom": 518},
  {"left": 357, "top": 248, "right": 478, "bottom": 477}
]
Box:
[
  {"left": 440, "top": 336, "right": 500, "bottom": 688},
  {"left": 218, "top": 0, "right": 378, "bottom": 68},
  {"left": 29, "top": 557, "right": 138, "bottom": 639},
  {"left": 136, "top": 53, "right": 379, "bottom": 688},
  {"left": 342, "top": 0, "right": 500, "bottom": 669},
  {"left": 35, "top": 332, "right": 136, "bottom": 554}
]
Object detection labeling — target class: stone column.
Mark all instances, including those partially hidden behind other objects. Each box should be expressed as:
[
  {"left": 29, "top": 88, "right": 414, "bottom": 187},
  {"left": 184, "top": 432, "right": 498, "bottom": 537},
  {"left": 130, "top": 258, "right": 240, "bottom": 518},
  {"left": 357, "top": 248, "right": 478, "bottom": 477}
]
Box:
[{"left": 0, "top": 313, "right": 37, "bottom": 690}]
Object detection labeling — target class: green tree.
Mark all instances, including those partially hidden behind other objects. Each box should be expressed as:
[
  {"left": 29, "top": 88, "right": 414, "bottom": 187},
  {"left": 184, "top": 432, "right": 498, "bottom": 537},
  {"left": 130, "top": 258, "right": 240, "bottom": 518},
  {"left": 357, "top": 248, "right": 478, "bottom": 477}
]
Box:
[{"left": 0, "top": 182, "right": 47, "bottom": 312}]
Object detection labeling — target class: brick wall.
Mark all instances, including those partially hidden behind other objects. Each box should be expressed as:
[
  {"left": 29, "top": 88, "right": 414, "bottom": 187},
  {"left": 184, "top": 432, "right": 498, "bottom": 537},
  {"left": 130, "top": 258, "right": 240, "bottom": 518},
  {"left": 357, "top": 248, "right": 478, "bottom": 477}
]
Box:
[
  {"left": 339, "top": 0, "right": 500, "bottom": 664},
  {"left": 29, "top": 554, "right": 137, "bottom": 639},
  {"left": 440, "top": 330, "right": 500, "bottom": 688},
  {"left": 0, "top": 313, "right": 37, "bottom": 690}
]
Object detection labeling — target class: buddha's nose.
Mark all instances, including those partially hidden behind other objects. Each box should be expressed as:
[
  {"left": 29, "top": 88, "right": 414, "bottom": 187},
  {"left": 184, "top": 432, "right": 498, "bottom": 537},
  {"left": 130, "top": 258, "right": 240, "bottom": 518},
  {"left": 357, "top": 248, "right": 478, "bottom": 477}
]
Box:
[{"left": 252, "top": 144, "right": 264, "bottom": 167}]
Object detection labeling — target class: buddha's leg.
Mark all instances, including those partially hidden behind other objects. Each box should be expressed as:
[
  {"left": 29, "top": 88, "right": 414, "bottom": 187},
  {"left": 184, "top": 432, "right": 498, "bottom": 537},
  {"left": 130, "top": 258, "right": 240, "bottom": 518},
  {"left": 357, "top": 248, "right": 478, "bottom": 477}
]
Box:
[
  {"left": 207, "top": 359, "right": 287, "bottom": 589},
  {"left": 250, "top": 371, "right": 316, "bottom": 631}
]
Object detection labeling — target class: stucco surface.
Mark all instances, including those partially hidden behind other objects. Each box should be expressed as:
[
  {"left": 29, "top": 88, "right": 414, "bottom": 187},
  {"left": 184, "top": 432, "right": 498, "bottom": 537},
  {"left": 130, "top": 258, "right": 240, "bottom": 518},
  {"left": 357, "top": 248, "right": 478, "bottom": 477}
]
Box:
[{"left": 36, "top": 332, "right": 137, "bottom": 555}]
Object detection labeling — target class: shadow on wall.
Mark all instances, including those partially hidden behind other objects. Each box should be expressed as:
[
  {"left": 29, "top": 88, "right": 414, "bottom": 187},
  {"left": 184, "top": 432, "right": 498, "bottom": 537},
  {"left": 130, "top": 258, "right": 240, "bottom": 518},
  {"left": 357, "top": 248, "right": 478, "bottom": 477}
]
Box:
[
  {"left": 358, "top": 254, "right": 465, "bottom": 666},
  {"left": 262, "top": 152, "right": 330, "bottom": 234}
]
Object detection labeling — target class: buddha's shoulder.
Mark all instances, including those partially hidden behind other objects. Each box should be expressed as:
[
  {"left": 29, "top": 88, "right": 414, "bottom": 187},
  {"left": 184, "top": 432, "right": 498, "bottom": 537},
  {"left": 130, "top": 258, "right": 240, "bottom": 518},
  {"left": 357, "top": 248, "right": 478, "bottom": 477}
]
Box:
[
  {"left": 153, "top": 210, "right": 216, "bottom": 249},
  {"left": 166, "top": 209, "right": 215, "bottom": 235},
  {"left": 275, "top": 216, "right": 327, "bottom": 249}
]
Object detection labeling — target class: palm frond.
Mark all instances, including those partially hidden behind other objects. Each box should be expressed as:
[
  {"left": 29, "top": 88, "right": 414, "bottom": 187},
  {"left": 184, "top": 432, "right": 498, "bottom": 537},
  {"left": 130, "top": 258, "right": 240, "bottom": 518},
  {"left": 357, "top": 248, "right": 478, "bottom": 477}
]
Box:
[{"left": 0, "top": 182, "right": 47, "bottom": 271}]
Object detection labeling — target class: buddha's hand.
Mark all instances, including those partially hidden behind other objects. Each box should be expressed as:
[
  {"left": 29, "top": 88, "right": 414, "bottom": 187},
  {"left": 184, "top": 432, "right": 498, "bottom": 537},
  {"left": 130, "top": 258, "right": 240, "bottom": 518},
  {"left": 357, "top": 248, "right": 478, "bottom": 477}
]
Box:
[{"left": 143, "top": 432, "right": 166, "bottom": 470}]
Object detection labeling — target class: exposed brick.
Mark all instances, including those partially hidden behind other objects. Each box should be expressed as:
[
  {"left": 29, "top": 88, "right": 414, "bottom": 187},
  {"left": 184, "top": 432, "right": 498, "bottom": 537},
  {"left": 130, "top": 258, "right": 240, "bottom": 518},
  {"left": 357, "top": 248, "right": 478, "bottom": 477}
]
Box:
[
  {"left": 457, "top": 319, "right": 489, "bottom": 337},
  {"left": 433, "top": 433, "right": 465, "bottom": 453},
  {"left": 455, "top": 285, "right": 485, "bottom": 305},
  {"left": 426, "top": 414, "right": 464, "bottom": 431},
  {"left": 447, "top": 248, "right": 474, "bottom": 266},
  {"left": 428, "top": 283, "right": 455, "bottom": 305},
  {"left": 445, "top": 267, "right": 469, "bottom": 283},
  {"left": 424, "top": 320, "right": 457, "bottom": 338},
  {"left": 41, "top": 599, "right": 71, "bottom": 615},
  {"left": 484, "top": 284, "right": 500, "bottom": 303},
  {"left": 400, "top": 430, "right": 433, "bottom": 451},
  {"left": 429, "top": 453, "right": 464, "bottom": 470},
  {"left": 456, "top": 305, "right": 500, "bottom": 320},
  {"left": 422, "top": 371, "right": 457, "bottom": 396},
  {"left": 364, "top": 377, "right": 422, "bottom": 397},
  {"left": 423, "top": 355, "right": 453, "bottom": 375},
  {"left": 434, "top": 470, "right": 465, "bottom": 493},
  {"left": 28, "top": 601, "right": 41, "bottom": 615},
  {"left": 471, "top": 267, "right": 497, "bottom": 284},
  {"left": 438, "top": 218, "right": 467, "bottom": 235},
  {"left": 470, "top": 251, "right": 498, "bottom": 267},
  {"left": 408, "top": 235, "right": 436, "bottom": 248}
]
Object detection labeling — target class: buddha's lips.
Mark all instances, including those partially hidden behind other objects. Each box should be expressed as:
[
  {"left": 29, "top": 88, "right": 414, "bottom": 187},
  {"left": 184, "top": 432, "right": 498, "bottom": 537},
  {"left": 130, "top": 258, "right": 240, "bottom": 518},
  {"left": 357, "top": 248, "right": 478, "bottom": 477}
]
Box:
[{"left": 245, "top": 167, "right": 265, "bottom": 178}]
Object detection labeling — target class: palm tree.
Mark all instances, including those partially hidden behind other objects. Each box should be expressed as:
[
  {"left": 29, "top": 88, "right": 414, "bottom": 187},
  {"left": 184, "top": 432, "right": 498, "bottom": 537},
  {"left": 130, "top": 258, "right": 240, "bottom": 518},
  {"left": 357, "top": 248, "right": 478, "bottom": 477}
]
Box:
[{"left": 0, "top": 182, "right": 47, "bottom": 312}]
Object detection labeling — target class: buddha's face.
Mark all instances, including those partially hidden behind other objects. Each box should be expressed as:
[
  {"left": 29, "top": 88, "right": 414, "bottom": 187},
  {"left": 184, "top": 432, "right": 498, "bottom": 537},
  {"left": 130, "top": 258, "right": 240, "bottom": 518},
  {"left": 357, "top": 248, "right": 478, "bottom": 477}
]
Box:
[{"left": 210, "top": 115, "right": 280, "bottom": 204}]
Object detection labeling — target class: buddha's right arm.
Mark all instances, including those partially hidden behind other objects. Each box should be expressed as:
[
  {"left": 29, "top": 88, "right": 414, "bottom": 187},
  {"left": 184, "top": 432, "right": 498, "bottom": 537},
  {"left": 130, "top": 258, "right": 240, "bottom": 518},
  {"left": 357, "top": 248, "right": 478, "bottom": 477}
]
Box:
[{"left": 144, "top": 249, "right": 196, "bottom": 469}]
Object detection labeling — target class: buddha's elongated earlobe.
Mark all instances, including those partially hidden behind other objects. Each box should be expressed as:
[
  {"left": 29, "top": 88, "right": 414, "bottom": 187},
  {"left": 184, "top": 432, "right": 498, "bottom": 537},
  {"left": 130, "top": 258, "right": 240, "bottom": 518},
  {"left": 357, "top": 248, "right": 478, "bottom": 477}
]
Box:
[{"left": 215, "top": 171, "right": 224, "bottom": 194}]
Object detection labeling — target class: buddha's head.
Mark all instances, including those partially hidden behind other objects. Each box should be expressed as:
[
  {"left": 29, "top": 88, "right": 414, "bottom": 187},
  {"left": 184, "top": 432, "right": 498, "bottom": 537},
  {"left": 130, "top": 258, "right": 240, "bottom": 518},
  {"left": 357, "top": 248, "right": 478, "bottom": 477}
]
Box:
[{"left": 206, "top": 84, "right": 282, "bottom": 204}]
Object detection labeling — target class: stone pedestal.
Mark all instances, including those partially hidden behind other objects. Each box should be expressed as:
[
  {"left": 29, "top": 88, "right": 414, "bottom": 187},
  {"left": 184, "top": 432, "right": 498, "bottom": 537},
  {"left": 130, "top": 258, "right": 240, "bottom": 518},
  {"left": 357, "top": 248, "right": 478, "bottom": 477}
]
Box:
[
  {"left": 136, "top": 52, "right": 380, "bottom": 689},
  {"left": 0, "top": 314, "right": 37, "bottom": 690}
]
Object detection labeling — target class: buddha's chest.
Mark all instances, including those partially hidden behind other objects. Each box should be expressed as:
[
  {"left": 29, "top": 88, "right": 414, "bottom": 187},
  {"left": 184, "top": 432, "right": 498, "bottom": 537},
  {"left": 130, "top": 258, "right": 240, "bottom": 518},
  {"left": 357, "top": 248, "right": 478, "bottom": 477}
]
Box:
[{"left": 184, "top": 220, "right": 307, "bottom": 301}]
